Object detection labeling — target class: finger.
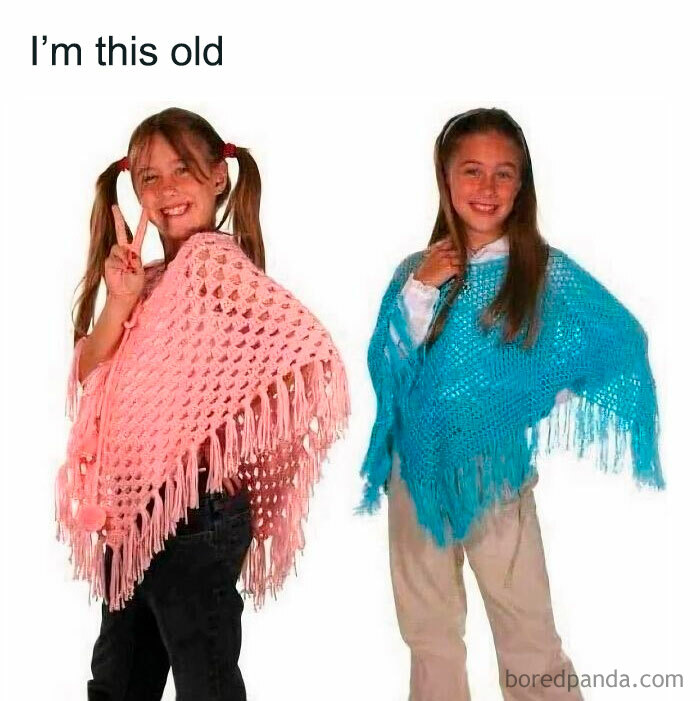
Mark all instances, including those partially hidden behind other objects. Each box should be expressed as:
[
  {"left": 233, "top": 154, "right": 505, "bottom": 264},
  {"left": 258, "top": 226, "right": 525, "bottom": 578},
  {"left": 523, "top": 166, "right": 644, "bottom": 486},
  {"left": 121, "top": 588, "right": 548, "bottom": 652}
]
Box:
[
  {"left": 222, "top": 477, "right": 236, "bottom": 496},
  {"left": 112, "top": 205, "right": 128, "bottom": 248},
  {"left": 424, "top": 248, "right": 446, "bottom": 263},
  {"left": 440, "top": 242, "right": 460, "bottom": 255},
  {"left": 111, "top": 245, "right": 134, "bottom": 267},
  {"left": 117, "top": 251, "right": 137, "bottom": 274},
  {"left": 131, "top": 207, "right": 149, "bottom": 255},
  {"left": 106, "top": 249, "right": 128, "bottom": 269},
  {"left": 434, "top": 243, "right": 459, "bottom": 259},
  {"left": 439, "top": 246, "right": 461, "bottom": 259},
  {"left": 435, "top": 250, "right": 461, "bottom": 264},
  {"left": 129, "top": 250, "right": 144, "bottom": 271},
  {"left": 108, "top": 247, "right": 140, "bottom": 275}
]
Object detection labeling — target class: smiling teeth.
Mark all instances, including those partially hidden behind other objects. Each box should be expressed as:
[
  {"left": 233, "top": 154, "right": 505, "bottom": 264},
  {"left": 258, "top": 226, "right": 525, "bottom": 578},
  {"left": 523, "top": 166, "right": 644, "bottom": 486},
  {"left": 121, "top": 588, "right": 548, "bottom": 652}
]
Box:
[
  {"left": 472, "top": 203, "right": 497, "bottom": 213},
  {"left": 162, "top": 204, "right": 188, "bottom": 216}
]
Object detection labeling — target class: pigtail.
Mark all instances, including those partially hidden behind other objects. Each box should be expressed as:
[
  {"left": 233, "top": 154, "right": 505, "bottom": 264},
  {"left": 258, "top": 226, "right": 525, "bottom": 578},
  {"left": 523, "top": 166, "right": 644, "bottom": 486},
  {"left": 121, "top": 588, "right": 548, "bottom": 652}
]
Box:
[
  {"left": 71, "top": 108, "right": 266, "bottom": 343},
  {"left": 71, "top": 160, "right": 125, "bottom": 344},
  {"left": 217, "top": 147, "right": 265, "bottom": 271}
]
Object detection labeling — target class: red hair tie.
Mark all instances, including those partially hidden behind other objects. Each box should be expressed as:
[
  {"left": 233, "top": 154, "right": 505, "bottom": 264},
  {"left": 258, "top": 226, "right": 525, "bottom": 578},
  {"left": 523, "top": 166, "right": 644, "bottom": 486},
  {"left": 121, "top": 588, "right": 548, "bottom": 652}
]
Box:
[
  {"left": 117, "top": 157, "right": 130, "bottom": 172},
  {"left": 222, "top": 142, "right": 237, "bottom": 159}
]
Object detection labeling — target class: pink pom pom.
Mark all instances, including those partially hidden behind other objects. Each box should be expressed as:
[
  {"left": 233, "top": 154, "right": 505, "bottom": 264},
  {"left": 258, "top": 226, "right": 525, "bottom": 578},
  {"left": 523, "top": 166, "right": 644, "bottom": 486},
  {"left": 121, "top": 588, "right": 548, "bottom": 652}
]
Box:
[{"left": 76, "top": 503, "right": 106, "bottom": 532}]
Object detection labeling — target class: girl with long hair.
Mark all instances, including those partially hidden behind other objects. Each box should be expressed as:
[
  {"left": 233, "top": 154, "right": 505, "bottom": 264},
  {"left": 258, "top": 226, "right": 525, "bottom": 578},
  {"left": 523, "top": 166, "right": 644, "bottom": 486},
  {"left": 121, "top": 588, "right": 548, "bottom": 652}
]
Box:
[
  {"left": 361, "top": 107, "right": 663, "bottom": 700},
  {"left": 57, "top": 107, "right": 349, "bottom": 700}
]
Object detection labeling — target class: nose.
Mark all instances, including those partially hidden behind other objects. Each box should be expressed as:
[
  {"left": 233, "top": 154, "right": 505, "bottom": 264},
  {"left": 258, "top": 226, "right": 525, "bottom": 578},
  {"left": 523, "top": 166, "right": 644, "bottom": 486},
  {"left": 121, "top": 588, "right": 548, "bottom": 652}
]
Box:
[
  {"left": 157, "top": 174, "right": 179, "bottom": 198},
  {"left": 477, "top": 176, "right": 496, "bottom": 197}
]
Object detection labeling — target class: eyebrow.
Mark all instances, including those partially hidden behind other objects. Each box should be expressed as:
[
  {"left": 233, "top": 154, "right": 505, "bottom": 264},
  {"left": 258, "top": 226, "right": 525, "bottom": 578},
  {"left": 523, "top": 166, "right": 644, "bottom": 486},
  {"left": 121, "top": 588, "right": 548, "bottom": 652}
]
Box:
[
  {"left": 136, "top": 158, "right": 187, "bottom": 175},
  {"left": 458, "top": 159, "right": 518, "bottom": 169}
]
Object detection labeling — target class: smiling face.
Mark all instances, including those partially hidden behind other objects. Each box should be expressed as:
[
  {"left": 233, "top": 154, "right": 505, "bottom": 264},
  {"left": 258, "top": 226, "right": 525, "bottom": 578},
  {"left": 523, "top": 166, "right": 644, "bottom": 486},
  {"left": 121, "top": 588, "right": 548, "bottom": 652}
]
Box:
[
  {"left": 445, "top": 130, "right": 523, "bottom": 244},
  {"left": 132, "top": 131, "right": 227, "bottom": 245}
]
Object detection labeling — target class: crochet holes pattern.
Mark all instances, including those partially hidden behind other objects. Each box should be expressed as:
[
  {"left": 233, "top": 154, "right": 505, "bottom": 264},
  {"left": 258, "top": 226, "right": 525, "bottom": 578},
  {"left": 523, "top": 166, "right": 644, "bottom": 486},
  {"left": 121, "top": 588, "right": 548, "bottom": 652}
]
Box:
[
  {"left": 58, "top": 233, "right": 349, "bottom": 609},
  {"left": 362, "top": 250, "right": 660, "bottom": 546}
]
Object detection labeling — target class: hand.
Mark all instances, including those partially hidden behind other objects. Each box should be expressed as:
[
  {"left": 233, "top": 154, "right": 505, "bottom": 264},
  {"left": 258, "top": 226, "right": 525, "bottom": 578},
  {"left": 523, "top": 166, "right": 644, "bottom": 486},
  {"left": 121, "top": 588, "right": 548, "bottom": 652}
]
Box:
[
  {"left": 222, "top": 476, "right": 242, "bottom": 496},
  {"left": 413, "top": 238, "right": 462, "bottom": 288},
  {"left": 104, "top": 205, "right": 149, "bottom": 304},
  {"left": 200, "top": 431, "right": 243, "bottom": 497}
]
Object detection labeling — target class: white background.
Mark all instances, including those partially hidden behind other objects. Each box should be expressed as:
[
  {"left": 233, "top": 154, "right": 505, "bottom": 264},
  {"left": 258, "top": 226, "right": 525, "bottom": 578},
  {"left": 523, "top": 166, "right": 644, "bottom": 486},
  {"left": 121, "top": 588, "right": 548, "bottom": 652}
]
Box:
[{"left": 1, "top": 1, "right": 698, "bottom": 699}]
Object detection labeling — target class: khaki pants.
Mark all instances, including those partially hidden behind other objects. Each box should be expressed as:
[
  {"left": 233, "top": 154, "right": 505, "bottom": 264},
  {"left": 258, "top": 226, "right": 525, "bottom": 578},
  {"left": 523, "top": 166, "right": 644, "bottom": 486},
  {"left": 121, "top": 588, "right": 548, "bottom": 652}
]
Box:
[{"left": 388, "top": 455, "right": 583, "bottom": 700}]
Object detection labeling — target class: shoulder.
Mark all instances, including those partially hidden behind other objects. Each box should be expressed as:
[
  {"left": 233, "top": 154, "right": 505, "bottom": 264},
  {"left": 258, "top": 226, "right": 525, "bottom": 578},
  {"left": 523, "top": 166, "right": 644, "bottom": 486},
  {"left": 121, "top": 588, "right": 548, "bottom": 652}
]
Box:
[
  {"left": 390, "top": 250, "right": 425, "bottom": 284},
  {"left": 181, "top": 230, "right": 248, "bottom": 259},
  {"left": 544, "top": 246, "right": 603, "bottom": 291},
  {"left": 374, "top": 250, "right": 425, "bottom": 307},
  {"left": 174, "top": 231, "right": 253, "bottom": 274},
  {"left": 545, "top": 246, "right": 577, "bottom": 273},
  {"left": 544, "top": 246, "right": 645, "bottom": 334}
]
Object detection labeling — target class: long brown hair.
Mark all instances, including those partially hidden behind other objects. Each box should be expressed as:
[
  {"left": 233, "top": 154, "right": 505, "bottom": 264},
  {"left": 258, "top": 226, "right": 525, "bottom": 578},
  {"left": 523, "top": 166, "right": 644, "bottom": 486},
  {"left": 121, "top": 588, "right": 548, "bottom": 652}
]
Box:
[
  {"left": 72, "top": 107, "right": 264, "bottom": 342},
  {"left": 426, "top": 107, "right": 549, "bottom": 348}
]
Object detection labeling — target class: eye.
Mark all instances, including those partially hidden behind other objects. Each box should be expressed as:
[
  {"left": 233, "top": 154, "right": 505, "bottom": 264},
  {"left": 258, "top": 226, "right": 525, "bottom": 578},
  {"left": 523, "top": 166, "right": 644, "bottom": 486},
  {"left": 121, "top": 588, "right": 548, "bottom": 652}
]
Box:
[
  {"left": 175, "top": 164, "right": 189, "bottom": 176},
  {"left": 464, "top": 168, "right": 480, "bottom": 177},
  {"left": 142, "top": 173, "right": 157, "bottom": 184},
  {"left": 496, "top": 171, "right": 514, "bottom": 180}
]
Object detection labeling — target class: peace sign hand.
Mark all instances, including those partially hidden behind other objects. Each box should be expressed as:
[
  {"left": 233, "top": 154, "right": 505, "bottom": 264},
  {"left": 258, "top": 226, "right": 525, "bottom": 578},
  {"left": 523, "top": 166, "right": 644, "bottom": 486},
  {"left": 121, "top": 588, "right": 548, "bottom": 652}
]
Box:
[{"left": 104, "top": 205, "right": 149, "bottom": 305}]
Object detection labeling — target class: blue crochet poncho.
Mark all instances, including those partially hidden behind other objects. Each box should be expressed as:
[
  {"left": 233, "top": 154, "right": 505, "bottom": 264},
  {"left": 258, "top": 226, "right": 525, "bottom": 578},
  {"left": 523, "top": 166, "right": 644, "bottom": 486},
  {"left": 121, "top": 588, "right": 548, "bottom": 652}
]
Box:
[{"left": 360, "top": 247, "right": 663, "bottom": 546}]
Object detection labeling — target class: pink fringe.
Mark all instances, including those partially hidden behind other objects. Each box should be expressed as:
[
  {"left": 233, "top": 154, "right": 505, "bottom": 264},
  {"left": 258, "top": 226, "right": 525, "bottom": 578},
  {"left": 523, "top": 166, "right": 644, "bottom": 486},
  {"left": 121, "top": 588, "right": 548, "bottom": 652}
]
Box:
[
  {"left": 186, "top": 446, "right": 199, "bottom": 510},
  {"left": 206, "top": 430, "right": 224, "bottom": 493},
  {"left": 292, "top": 367, "right": 310, "bottom": 433},
  {"left": 241, "top": 404, "right": 256, "bottom": 461},
  {"left": 238, "top": 357, "right": 350, "bottom": 608},
  {"left": 275, "top": 375, "right": 291, "bottom": 442},
  {"left": 223, "top": 417, "right": 240, "bottom": 479},
  {"left": 257, "top": 390, "right": 272, "bottom": 451},
  {"left": 59, "top": 355, "right": 350, "bottom": 611}
]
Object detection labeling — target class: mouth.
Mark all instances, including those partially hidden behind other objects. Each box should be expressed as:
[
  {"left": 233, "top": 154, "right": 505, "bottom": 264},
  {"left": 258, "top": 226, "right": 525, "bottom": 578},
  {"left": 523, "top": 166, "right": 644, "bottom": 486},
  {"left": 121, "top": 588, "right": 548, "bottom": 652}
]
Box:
[
  {"left": 469, "top": 202, "right": 499, "bottom": 215},
  {"left": 160, "top": 203, "right": 191, "bottom": 218}
]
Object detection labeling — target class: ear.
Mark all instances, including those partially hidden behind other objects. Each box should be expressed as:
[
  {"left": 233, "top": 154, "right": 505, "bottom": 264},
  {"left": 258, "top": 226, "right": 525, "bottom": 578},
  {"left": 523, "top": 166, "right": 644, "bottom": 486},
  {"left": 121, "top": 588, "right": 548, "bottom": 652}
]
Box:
[{"left": 212, "top": 160, "right": 228, "bottom": 195}]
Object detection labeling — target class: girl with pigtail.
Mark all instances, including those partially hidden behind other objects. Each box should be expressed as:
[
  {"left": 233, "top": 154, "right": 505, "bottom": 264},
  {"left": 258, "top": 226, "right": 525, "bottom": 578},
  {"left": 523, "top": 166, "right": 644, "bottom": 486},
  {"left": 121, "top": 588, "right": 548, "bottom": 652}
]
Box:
[
  {"left": 57, "top": 107, "right": 349, "bottom": 700},
  {"left": 360, "top": 108, "right": 663, "bottom": 700}
]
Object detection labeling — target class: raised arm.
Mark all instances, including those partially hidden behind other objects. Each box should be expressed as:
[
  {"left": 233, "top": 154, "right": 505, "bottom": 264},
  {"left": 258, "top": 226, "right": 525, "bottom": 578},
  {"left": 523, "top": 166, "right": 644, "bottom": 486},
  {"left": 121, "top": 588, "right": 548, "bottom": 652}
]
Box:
[{"left": 77, "top": 206, "right": 148, "bottom": 383}]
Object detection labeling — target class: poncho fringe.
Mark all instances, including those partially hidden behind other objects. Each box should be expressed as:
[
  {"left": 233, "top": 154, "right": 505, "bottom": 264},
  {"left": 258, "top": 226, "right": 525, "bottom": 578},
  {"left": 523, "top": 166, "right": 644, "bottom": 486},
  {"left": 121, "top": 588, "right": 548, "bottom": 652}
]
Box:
[
  {"left": 359, "top": 248, "right": 663, "bottom": 546},
  {"left": 57, "top": 232, "right": 350, "bottom": 610}
]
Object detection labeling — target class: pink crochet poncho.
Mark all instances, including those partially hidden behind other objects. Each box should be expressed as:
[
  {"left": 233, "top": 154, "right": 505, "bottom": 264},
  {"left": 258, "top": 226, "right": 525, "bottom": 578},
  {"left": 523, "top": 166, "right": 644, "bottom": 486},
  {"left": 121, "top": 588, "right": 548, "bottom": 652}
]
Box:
[{"left": 56, "top": 231, "right": 350, "bottom": 610}]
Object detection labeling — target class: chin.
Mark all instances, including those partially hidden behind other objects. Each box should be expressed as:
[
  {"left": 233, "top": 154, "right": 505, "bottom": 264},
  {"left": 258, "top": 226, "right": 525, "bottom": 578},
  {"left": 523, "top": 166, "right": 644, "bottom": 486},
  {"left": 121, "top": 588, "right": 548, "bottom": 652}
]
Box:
[
  {"left": 462, "top": 217, "right": 507, "bottom": 234},
  {"left": 163, "top": 220, "right": 208, "bottom": 239}
]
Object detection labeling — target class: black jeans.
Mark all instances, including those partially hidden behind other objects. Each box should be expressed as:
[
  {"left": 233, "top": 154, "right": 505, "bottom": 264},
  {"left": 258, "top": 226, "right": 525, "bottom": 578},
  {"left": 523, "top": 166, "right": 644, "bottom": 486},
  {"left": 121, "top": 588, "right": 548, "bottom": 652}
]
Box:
[{"left": 87, "top": 489, "right": 252, "bottom": 701}]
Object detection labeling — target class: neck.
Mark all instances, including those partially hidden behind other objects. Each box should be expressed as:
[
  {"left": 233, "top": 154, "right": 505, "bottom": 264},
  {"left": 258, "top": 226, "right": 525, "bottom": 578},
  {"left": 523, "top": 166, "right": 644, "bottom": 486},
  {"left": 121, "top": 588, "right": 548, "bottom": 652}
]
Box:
[
  {"left": 161, "top": 235, "right": 185, "bottom": 266},
  {"left": 464, "top": 229, "right": 504, "bottom": 254}
]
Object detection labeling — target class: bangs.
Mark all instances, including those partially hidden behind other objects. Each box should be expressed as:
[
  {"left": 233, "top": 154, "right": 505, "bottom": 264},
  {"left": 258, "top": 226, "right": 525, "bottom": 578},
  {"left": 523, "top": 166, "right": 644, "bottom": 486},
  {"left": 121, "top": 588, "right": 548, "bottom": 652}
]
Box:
[{"left": 129, "top": 125, "right": 211, "bottom": 183}]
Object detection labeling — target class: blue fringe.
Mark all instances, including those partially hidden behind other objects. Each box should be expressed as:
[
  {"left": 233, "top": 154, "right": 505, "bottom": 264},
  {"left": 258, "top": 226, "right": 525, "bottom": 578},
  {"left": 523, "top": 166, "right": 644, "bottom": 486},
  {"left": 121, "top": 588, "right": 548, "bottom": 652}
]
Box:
[{"left": 359, "top": 248, "right": 664, "bottom": 546}]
